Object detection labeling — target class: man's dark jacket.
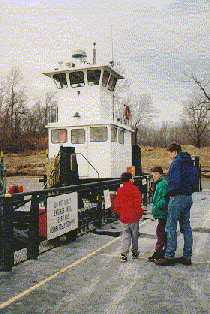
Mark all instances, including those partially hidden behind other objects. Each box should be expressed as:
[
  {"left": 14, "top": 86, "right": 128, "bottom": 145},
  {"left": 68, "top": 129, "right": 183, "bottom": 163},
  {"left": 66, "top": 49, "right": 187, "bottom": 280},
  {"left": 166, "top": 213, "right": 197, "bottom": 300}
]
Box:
[{"left": 168, "top": 152, "right": 199, "bottom": 197}]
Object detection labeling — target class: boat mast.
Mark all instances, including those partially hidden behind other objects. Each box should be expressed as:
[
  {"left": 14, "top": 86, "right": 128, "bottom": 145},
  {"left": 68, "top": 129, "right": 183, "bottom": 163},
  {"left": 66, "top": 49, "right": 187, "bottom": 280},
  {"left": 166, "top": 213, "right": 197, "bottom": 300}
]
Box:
[{"left": 111, "top": 25, "right": 115, "bottom": 121}]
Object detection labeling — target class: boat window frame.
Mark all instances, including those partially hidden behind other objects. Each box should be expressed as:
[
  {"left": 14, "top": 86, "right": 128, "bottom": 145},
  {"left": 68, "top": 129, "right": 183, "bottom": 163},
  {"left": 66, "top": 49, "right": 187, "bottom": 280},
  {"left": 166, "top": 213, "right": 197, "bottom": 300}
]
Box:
[
  {"left": 87, "top": 69, "right": 101, "bottom": 86},
  {"left": 102, "top": 70, "right": 111, "bottom": 87},
  {"left": 71, "top": 128, "right": 86, "bottom": 144},
  {"left": 52, "top": 73, "right": 68, "bottom": 89},
  {"left": 107, "top": 75, "right": 117, "bottom": 92},
  {"left": 118, "top": 128, "right": 125, "bottom": 144},
  {"left": 69, "top": 71, "right": 85, "bottom": 88},
  {"left": 51, "top": 129, "right": 68, "bottom": 144},
  {"left": 111, "top": 126, "right": 117, "bottom": 143},
  {"left": 90, "top": 126, "right": 108, "bottom": 143}
]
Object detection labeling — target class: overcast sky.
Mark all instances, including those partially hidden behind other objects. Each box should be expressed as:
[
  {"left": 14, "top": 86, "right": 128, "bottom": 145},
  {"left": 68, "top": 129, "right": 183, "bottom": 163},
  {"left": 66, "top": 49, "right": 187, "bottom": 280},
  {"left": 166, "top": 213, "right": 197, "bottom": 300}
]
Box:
[{"left": 0, "top": 0, "right": 209, "bottom": 123}]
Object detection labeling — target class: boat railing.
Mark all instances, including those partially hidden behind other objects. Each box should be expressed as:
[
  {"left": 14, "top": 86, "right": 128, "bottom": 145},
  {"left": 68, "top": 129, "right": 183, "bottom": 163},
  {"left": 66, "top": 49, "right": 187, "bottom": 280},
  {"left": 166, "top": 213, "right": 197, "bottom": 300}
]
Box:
[
  {"left": 0, "top": 175, "right": 153, "bottom": 272},
  {"left": 72, "top": 153, "right": 100, "bottom": 178}
]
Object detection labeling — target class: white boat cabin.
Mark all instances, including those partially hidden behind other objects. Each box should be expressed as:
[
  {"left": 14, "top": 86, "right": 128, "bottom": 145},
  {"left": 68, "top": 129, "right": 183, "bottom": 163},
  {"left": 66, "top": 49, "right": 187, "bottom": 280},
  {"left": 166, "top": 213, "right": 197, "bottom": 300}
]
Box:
[{"left": 43, "top": 47, "right": 133, "bottom": 179}]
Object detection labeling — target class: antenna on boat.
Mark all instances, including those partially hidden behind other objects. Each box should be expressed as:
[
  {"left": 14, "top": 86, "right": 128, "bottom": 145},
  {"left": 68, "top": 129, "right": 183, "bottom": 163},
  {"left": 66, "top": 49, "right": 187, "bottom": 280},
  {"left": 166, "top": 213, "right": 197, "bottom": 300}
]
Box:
[
  {"left": 93, "top": 42, "right": 96, "bottom": 65},
  {"left": 111, "top": 25, "right": 114, "bottom": 66}
]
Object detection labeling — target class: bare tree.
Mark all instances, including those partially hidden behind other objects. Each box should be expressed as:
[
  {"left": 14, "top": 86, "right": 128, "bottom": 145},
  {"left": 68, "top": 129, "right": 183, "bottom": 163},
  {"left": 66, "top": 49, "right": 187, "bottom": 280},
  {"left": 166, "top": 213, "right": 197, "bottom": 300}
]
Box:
[
  {"left": 25, "top": 91, "right": 57, "bottom": 131},
  {"left": 0, "top": 67, "right": 27, "bottom": 151},
  {"left": 152, "top": 121, "right": 171, "bottom": 148},
  {"left": 113, "top": 62, "right": 157, "bottom": 145},
  {"left": 114, "top": 90, "right": 156, "bottom": 145},
  {"left": 0, "top": 67, "right": 57, "bottom": 152},
  {"left": 184, "top": 73, "right": 210, "bottom": 108},
  {"left": 129, "top": 93, "right": 156, "bottom": 145},
  {"left": 44, "top": 91, "right": 57, "bottom": 125},
  {"left": 21, "top": 91, "right": 57, "bottom": 150},
  {"left": 183, "top": 98, "right": 210, "bottom": 148}
]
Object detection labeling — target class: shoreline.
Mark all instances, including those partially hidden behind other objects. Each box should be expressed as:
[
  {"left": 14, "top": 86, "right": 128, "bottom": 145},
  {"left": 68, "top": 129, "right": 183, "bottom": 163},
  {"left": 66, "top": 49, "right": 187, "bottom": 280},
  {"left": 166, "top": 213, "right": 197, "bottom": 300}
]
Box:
[
  {"left": 2, "top": 146, "right": 210, "bottom": 178},
  {"left": 5, "top": 172, "right": 210, "bottom": 179}
]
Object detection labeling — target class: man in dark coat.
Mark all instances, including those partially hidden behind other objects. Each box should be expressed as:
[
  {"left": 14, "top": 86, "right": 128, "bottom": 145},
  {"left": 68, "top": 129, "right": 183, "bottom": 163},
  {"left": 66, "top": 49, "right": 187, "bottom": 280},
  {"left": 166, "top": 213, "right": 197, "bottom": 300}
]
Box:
[{"left": 156, "top": 143, "right": 199, "bottom": 266}]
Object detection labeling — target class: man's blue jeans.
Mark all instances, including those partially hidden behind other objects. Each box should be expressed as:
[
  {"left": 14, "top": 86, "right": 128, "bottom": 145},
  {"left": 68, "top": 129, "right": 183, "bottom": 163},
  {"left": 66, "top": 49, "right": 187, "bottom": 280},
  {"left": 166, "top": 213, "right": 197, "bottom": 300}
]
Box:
[{"left": 165, "top": 195, "right": 193, "bottom": 259}]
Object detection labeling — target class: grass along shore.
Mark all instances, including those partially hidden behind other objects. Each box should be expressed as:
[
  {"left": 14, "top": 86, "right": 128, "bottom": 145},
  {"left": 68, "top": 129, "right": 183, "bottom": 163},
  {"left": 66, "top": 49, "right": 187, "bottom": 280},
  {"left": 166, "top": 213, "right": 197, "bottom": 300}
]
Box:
[
  {"left": 2, "top": 146, "right": 210, "bottom": 177},
  {"left": 141, "top": 145, "right": 210, "bottom": 176}
]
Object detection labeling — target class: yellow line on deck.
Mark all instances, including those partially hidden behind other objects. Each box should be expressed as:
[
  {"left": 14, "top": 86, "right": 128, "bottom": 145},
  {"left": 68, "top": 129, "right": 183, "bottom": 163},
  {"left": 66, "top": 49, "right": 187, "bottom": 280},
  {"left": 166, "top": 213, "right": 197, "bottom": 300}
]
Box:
[{"left": 0, "top": 220, "right": 149, "bottom": 309}]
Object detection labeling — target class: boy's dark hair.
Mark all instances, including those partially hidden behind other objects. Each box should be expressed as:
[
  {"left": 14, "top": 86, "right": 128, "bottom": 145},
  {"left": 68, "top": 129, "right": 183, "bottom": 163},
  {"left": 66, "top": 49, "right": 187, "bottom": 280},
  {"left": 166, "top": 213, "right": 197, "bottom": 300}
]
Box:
[
  {"left": 167, "top": 143, "right": 182, "bottom": 153},
  {"left": 121, "top": 172, "right": 132, "bottom": 182},
  {"left": 150, "top": 166, "right": 163, "bottom": 174}
]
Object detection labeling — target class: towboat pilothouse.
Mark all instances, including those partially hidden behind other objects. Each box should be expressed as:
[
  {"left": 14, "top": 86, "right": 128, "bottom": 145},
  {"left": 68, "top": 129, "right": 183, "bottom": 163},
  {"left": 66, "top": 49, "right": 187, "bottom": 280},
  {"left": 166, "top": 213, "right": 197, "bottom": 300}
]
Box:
[{"left": 43, "top": 44, "right": 138, "bottom": 186}]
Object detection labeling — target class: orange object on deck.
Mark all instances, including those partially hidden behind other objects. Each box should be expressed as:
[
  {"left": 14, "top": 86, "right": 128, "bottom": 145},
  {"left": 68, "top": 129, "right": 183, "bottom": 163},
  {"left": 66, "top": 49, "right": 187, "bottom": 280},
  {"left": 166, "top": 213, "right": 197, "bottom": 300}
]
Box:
[
  {"left": 9, "top": 185, "right": 24, "bottom": 194},
  {"left": 39, "top": 206, "right": 47, "bottom": 238}
]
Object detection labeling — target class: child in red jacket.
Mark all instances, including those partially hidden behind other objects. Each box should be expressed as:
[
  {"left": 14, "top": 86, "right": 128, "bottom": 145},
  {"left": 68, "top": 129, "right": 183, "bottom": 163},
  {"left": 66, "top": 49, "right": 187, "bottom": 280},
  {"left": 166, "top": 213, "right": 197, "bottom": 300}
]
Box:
[{"left": 114, "top": 172, "right": 144, "bottom": 262}]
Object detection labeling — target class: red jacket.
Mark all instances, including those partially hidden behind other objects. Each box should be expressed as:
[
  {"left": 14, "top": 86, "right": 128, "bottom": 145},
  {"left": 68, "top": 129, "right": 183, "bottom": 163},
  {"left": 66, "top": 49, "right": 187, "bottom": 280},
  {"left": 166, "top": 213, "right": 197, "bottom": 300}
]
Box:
[{"left": 114, "top": 182, "right": 143, "bottom": 223}]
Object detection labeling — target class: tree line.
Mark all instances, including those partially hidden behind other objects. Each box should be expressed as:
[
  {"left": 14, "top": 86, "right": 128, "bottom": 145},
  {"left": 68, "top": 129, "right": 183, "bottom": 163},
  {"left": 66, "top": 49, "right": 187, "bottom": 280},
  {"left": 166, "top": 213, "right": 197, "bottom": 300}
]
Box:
[
  {"left": 114, "top": 62, "right": 210, "bottom": 148},
  {"left": 138, "top": 122, "right": 210, "bottom": 148},
  {"left": 0, "top": 66, "right": 209, "bottom": 153},
  {"left": 0, "top": 67, "right": 57, "bottom": 153}
]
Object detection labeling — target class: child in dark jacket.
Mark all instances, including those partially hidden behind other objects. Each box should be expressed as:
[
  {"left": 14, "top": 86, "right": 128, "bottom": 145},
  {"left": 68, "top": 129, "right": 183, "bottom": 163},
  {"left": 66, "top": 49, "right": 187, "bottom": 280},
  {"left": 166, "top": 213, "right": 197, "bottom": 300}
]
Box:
[
  {"left": 114, "top": 172, "right": 143, "bottom": 262},
  {"left": 148, "top": 166, "right": 168, "bottom": 262}
]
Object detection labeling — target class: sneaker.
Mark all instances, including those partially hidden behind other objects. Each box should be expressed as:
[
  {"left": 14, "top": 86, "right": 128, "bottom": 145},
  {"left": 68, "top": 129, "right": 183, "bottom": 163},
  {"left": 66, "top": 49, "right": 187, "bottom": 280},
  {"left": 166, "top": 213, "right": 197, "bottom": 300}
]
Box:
[
  {"left": 160, "top": 249, "right": 166, "bottom": 259},
  {"left": 148, "top": 250, "right": 164, "bottom": 262},
  {"left": 174, "top": 257, "right": 192, "bottom": 266},
  {"left": 155, "top": 257, "right": 175, "bottom": 266},
  {"left": 132, "top": 251, "right": 139, "bottom": 259},
  {"left": 120, "top": 254, "right": 127, "bottom": 263},
  {"left": 148, "top": 251, "right": 159, "bottom": 262}
]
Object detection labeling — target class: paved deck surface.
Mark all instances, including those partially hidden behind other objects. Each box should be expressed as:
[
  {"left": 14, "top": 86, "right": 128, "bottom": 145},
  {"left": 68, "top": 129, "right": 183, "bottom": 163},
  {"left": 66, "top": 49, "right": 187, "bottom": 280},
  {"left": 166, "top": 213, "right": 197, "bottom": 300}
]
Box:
[{"left": 0, "top": 191, "right": 209, "bottom": 314}]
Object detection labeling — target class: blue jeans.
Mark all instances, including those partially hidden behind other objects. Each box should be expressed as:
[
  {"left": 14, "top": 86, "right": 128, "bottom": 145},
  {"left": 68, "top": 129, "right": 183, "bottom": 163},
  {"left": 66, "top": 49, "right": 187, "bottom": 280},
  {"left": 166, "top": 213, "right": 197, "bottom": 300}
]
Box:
[{"left": 165, "top": 195, "right": 193, "bottom": 259}]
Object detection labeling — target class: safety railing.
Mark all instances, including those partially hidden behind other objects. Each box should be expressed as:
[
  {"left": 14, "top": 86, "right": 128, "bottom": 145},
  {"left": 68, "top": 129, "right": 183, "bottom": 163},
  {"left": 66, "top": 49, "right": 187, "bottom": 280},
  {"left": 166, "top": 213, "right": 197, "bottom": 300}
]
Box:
[{"left": 0, "top": 175, "right": 153, "bottom": 272}]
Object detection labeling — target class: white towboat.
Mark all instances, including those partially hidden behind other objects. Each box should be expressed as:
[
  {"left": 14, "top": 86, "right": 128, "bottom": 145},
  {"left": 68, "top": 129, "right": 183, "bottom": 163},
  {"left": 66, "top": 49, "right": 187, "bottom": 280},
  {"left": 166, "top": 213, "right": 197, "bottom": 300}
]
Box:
[{"left": 43, "top": 43, "right": 134, "bottom": 180}]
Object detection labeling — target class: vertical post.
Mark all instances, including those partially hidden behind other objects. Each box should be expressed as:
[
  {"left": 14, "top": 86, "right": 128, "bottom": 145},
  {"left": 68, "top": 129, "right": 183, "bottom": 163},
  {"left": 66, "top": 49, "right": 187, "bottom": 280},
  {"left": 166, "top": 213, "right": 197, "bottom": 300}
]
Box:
[
  {"left": 1, "top": 196, "right": 14, "bottom": 272},
  {"left": 0, "top": 151, "right": 6, "bottom": 195},
  {"left": 192, "top": 156, "right": 201, "bottom": 192},
  {"left": 0, "top": 202, "right": 3, "bottom": 262},
  {"left": 27, "top": 194, "right": 40, "bottom": 260},
  {"left": 142, "top": 176, "right": 148, "bottom": 206},
  {"left": 199, "top": 164, "right": 202, "bottom": 191},
  {"left": 147, "top": 175, "right": 153, "bottom": 204},
  {"left": 96, "top": 183, "right": 103, "bottom": 228}
]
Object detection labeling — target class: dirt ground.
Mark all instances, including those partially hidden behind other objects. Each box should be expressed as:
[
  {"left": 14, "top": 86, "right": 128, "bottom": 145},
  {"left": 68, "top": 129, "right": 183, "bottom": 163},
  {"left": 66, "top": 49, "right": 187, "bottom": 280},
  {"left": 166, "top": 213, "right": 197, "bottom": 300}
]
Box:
[
  {"left": 2, "top": 145, "right": 210, "bottom": 177},
  {"left": 3, "top": 150, "right": 46, "bottom": 176},
  {"left": 141, "top": 145, "right": 210, "bottom": 175}
]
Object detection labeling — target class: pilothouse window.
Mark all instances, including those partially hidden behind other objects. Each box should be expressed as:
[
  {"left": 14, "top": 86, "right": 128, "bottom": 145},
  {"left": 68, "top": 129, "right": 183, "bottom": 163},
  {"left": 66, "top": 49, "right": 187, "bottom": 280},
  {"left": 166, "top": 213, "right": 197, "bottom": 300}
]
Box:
[
  {"left": 71, "top": 128, "right": 86, "bottom": 144},
  {"left": 69, "top": 71, "right": 85, "bottom": 88},
  {"left": 108, "top": 75, "right": 117, "bottom": 92},
  {"left": 87, "top": 69, "right": 101, "bottom": 85},
  {"left": 53, "top": 73, "right": 67, "bottom": 89},
  {"left": 118, "top": 129, "right": 124, "bottom": 144},
  {"left": 102, "top": 70, "right": 110, "bottom": 87},
  {"left": 90, "top": 127, "right": 108, "bottom": 142},
  {"left": 51, "top": 129, "right": 67, "bottom": 143},
  {"left": 111, "top": 126, "right": 117, "bottom": 142}
]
